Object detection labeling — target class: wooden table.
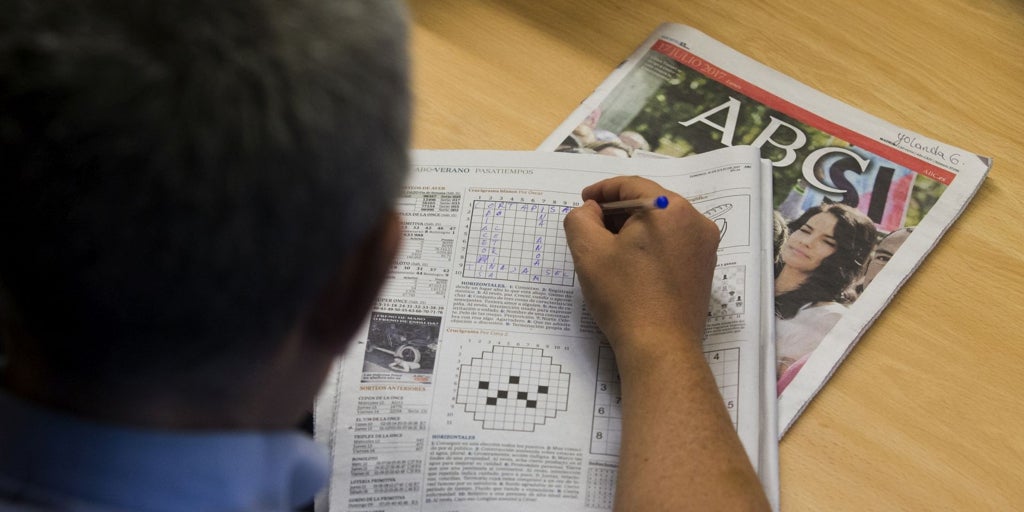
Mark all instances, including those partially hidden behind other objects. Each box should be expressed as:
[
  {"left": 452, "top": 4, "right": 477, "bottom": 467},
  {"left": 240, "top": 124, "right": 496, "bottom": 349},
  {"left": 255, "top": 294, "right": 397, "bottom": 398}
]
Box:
[{"left": 407, "top": 1, "right": 1024, "bottom": 509}]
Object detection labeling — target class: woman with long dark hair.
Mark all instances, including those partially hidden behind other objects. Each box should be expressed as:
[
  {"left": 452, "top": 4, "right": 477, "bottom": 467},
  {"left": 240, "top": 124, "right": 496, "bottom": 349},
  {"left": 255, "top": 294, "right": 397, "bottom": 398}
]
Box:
[{"left": 774, "top": 203, "right": 877, "bottom": 385}]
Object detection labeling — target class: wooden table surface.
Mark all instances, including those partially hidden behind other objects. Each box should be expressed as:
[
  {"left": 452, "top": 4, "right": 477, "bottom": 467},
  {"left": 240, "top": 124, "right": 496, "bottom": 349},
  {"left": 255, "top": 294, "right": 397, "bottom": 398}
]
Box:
[{"left": 406, "top": 1, "right": 1024, "bottom": 509}]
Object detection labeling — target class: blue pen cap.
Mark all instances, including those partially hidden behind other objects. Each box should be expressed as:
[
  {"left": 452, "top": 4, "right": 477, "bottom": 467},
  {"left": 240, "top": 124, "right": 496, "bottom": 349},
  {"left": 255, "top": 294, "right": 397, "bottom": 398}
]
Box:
[{"left": 655, "top": 195, "right": 669, "bottom": 209}]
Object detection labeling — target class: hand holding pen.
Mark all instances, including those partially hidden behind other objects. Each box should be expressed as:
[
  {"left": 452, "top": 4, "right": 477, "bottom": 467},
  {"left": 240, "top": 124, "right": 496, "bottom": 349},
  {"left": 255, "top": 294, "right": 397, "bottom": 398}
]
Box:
[
  {"left": 563, "top": 176, "right": 719, "bottom": 345},
  {"left": 594, "top": 195, "right": 669, "bottom": 233},
  {"left": 563, "top": 176, "right": 764, "bottom": 512}
]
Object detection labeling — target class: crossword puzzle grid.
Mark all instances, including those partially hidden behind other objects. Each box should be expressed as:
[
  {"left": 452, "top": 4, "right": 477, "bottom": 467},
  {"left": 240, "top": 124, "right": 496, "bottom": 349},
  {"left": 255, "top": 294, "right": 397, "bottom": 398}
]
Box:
[
  {"left": 590, "top": 346, "right": 740, "bottom": 456},
  {"left": 464, "top": 200, "right": 575, "bottom": 286},
  {"left": 455, "top": 346, "right": 571, "bottom": 432},
  {"left": 709, "top": 265, "right": 746, "bottom": 319}
]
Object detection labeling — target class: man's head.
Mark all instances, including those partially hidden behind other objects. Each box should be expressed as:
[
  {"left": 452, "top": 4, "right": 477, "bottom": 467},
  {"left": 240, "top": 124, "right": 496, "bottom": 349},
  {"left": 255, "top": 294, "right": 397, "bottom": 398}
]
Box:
[{"left": 0, "top": 0, "right": 411, "bottom": 424}]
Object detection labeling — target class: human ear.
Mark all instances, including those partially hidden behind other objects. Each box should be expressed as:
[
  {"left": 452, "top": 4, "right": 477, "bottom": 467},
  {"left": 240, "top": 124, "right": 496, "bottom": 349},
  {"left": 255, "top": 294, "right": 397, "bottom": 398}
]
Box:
[{"left": 303, "top": 209, "right": 402, "bottom": 352}]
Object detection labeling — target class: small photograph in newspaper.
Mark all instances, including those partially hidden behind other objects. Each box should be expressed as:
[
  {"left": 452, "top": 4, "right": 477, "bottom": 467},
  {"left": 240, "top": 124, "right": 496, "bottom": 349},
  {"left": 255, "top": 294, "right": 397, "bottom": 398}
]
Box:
[{"left": 362, "top": 312, "right": 441, "bottom": 383}]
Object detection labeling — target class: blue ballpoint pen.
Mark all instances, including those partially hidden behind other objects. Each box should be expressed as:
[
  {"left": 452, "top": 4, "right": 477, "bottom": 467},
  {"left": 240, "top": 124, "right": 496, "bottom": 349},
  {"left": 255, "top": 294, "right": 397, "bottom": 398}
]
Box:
[{"left": 599, "top": 195, "right": 669, "bottom": 216}]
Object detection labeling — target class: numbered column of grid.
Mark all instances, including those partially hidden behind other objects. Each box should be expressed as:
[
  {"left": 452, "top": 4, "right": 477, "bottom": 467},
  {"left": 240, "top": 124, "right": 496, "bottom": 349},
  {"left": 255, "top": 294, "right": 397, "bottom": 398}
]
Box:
[
  {"left": 538, "top": 205, "right": 552, "bottom": 282},
  {"left": 592, "top": 347, "right": 622, "bottom": 455},
  {"left": 556, "top": 206, "right": 574, "bottom": 285},
  {"left": 493, "top": 202, "right": 512, "bottom": 278},
  {"left": 470, "top": 202, "right": 495, "bottom": 278},
  {"left": 706, "top": 348, "right": 740, "bottom": 428},
  {"left": 518, "top": 202, "right": 534, "bottom": 280},
  {"left": 492, "top": 202, "right": 510, "bottom": 279},
  {"left": 534, "top": 206, "right": 551, "bottom": 283},
  {"left": 485, "top": 202, "right": 505, "bottom": 278}
]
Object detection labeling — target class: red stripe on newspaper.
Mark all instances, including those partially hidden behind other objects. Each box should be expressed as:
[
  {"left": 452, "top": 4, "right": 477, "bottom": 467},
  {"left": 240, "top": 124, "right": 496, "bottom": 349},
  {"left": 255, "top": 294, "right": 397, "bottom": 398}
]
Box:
[{"left": 651, "top": 40, "right": 956, "bottom": 185}]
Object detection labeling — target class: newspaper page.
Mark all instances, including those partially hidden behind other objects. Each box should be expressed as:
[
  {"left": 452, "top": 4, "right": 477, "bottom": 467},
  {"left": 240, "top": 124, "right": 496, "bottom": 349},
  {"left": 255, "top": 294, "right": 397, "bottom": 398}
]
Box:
[
  {"left": 315, "top": 146, "right": 778, "bottom": 512},
  {"left": 537, "top": 23, "right": 992, "bottom": 435}
]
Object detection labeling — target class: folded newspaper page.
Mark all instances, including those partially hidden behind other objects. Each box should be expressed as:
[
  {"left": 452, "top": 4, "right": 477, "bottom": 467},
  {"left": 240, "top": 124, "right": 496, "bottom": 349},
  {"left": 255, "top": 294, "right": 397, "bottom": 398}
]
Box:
[
  {"left": 315, "top": 147, "right": 779, "bottom": 511},
  {"left": 538, "top": 23, "right": 992, "bottom": 435}
]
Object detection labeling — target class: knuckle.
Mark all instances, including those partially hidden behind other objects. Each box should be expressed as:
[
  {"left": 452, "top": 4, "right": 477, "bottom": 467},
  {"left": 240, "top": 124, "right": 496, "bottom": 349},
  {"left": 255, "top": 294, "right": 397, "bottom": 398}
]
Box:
[{"left": 696, "top": 215, "right": 721, "bottom": 249}]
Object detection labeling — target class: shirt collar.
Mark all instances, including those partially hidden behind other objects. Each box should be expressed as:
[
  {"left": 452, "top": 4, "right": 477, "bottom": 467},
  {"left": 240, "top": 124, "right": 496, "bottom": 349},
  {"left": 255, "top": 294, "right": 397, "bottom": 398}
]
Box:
[{"left": 0, "top": 389, "right": 328, "bottom": 512}]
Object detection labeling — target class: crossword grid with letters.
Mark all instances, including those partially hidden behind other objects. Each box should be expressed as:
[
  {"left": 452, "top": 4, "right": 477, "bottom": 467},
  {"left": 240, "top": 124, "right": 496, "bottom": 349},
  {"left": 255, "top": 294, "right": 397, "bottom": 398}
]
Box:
[{"left": 464, "top": 200, "right": 575, "bottom": 286}]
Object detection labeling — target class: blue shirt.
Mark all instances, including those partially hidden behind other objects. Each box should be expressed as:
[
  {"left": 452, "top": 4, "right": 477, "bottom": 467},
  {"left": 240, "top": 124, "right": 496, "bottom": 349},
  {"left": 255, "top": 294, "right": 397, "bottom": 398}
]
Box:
[{"left": 0, "top": 390, "right": 328, "bottom": 511}]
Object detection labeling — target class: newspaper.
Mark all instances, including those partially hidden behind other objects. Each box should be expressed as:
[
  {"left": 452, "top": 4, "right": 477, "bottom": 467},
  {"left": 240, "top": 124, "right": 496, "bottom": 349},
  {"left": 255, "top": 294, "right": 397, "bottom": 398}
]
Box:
[
  {"left": 315, "top": 146, "right": 779, "bottom": 511},
  {"left": 538, "top": 23, "right": 992, "bottom": 436}
]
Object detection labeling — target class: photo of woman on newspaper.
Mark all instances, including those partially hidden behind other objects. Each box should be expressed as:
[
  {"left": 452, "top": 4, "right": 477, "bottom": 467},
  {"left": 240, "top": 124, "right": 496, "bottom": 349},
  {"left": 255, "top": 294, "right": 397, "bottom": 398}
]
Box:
[{"left": 773, "top": 204, "right": 876, "bottom": 392}]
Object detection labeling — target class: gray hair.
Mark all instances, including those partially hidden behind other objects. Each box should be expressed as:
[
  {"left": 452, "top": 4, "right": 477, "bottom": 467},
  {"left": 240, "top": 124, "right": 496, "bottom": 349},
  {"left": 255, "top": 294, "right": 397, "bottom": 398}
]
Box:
[{"left": 0, "top": 0, "right": 410, "bottom": 381}]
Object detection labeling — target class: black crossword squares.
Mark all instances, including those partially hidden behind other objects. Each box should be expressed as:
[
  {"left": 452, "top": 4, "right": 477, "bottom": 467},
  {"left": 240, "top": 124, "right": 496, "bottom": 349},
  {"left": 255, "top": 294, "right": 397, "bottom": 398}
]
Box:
[{"left": 455, "top": 346, "right": 571, "bottom": 432}]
